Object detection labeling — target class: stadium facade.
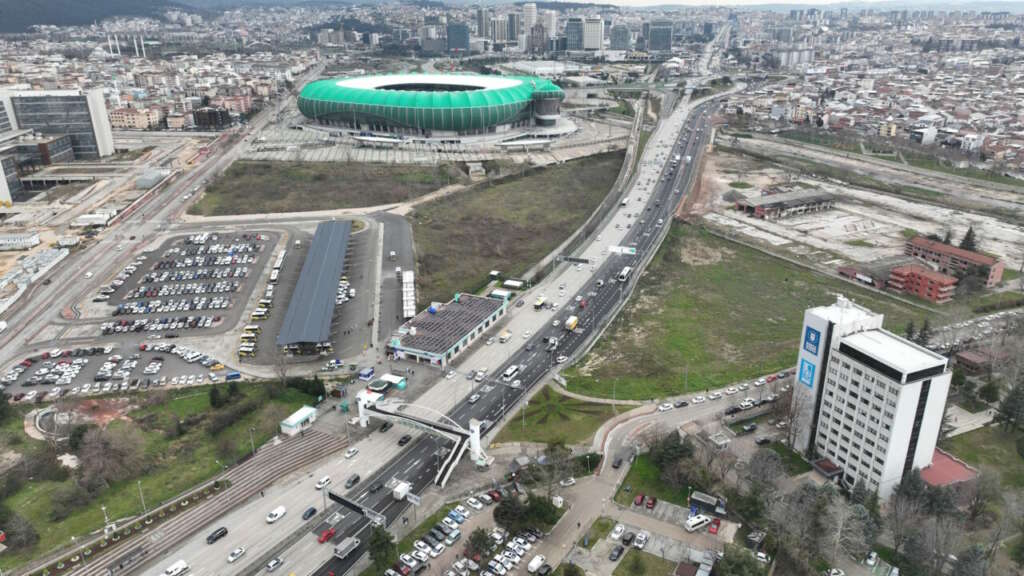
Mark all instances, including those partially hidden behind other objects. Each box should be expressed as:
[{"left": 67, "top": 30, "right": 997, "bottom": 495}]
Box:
[{"left": 297, "top": 73, "right": 564, "bottom": 136}]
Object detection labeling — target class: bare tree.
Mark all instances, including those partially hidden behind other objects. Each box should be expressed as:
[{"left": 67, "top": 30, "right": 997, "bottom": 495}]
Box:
[
  {"left": 826, "top": 499, "right": 873, "bottom": 563},
  {"left": 887, "top": 490, "right": 924, "bottom": 558},
  {"left": 746, "top": 449, "right": 785, "bottom": 496},
  {"left": 79, "top": 425, "right": 145, "bottom": 490}
]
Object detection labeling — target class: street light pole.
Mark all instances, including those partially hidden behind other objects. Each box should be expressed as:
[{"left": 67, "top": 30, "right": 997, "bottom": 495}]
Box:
[
  {"left": 137, "top": 480, "right": 147, "bottom": 514},
  {"left": 248, "top": 427, "right": 256, "bottom": 456}
]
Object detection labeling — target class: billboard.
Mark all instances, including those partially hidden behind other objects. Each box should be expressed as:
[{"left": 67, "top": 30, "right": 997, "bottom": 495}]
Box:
[{"left": 799, "top": 359, "right": 816, "bottom": 388}]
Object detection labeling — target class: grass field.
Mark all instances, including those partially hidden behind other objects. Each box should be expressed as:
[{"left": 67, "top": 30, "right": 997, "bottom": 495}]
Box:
[
  {"left": 900, "top": 149, "right": 1024, "bottom": 189},
  {"left": 579, "top": 516, "right": 615, "bottom": 549},
  {"left": 493, "top": 386, "right": 620, "bottom": 446},
  {"left": 188, "top": 161, "right": 462, "bottom": 216},
  {"left": 729, "top": 181, "right": 752, "bottom": 189},
  {"left": 411, "top": 151, "right": 625, "bottom": 305},
  {"left": 767, "top": 442, "right": 813, "bottom": 476},
  {"left": 0, "top": 384, "right": 312, "bottom": 570},
  {"left": 613, "top": 549, "right": 677, "bottom": 576},
  {"left": 613, "top": 454, "right": 690, "bottom": 507},
  {"left": 946, "top": 426, "right": 1024, "bottom": 489},
  {"left": 564, "top": 224, "right": 926, "bottom": 400},
  {"left": 777, "top": 131, "right": 861, "bottom": 154}
]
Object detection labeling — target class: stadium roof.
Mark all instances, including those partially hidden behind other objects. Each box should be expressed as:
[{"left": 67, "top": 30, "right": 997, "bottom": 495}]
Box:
[
  {"left": 298, "top": 73, "right": 564, "bottom": 111},
  {"left": 276, "top": 220, "right": 351, "bottom": 346}
]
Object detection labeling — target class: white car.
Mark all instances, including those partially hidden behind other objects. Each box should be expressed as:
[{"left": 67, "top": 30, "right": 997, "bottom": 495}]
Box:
[
  {"left": 523, "top": 330, "right": 531, "bottom": 339},
  {"left": 265, "top": 506, "right": 286, "bottom": 523},
  {"left": 559, "top": 477, "right": 576, "bottom": 487},
  {"left": 657, "top": 403, "right": 673, "bottom": 412},
  {"left": 413, "top": 540, "right": 431, "bottom": 554},
  {"left": 227, "top": 546, "right": 246, "bottom": 563},
  {"left": 442, "top": 517, "right": 459, "bottom": 530},
  {"left": 411, "top": 550, "right": 429, "bottom": 564},
  {"left": 400, "top": 554, "right": 418, "bottom": 569},
  {"left": 454, "top": 505, "right": 470, "bottom": 518},
  {"left": 724, "top": 387, "right": 738, "bottom": 395},
  {"left": 708, "top": 392, "right": 723, "bottom": 400},
  {"left": 315, "top": 476, "right": 331, "bottom": 490},
  {"left": 344, "top": 447, "right": 359, "bottom": 459},
  {"left": 611, "top": 524, "right": 625, "bottom": 540},
  {"left": 466, "top": 497, "right": 483, "bottom": 510},
  {"left": 446, "top": 370, "right": 456, "bottom": 379},
  {"left": 556, "top": 355, "right": 568, "bottom": 364},
  {"left": 691, "top": 395, "right": 706, "bottom": 404}
]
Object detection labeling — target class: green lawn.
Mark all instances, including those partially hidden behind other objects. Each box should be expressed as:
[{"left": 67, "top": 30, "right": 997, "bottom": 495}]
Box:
[
  {"left": 845, "top": 239, "right": 874, "bottom": 247},
  {"left": 579, "top": 516, "right": 615, "bottom": 549},
  {"left": 0, "top": 384, "right": 313, "bottom": 570},
  {"left": 614, "top": 454, "right": 690, "bottom": 507},
  {"left": 777, "top": 131, "right": 861, "bottom": 154},
  {"left": 610, "top": 99, "right": 635, "bottom": 117},
  {"left": 729, "top": 181, "right": 752, "bottom": 189},
  {"left": 946, "top": 425, "right": 1024, "bottom": 489},
  {"left": 189, "top": 160, "right": 462, "bottom": 216},
  {"left": 767, "top": 442, "right": 813, "bottom": 476},
  {"left": 411, "top": 151, "right": 625, "bottom": 305},
  {"left": 900, "top": 149, "right": 1024, "bottom": 189},
  {"left": 493, "top": 386, "right": 620, "bottom": 445},
  {"left": 613, "top": 549, "right": 677, "bottom": 576},
  {"left": 564, "top": 224, "right": 926, "bottom": 400}
]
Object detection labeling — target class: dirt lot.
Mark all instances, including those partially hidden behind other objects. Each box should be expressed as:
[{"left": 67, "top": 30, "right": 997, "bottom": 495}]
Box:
[
  {"left": 411, "top": 150, "right": 625, "bottom": 305},
  {"left": 188, "top": 160, "right": 465, "bottom": 216}
]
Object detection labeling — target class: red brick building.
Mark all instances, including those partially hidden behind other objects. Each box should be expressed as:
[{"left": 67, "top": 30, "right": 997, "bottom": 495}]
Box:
[
  {"left": 905, "top": 236, "right": 1004, "bottom": 287},
  {"left": 887, "top": 264, "right": 958, "bottom": 304}
]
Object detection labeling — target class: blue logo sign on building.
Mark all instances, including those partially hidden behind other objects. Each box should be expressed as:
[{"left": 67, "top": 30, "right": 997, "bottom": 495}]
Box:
[
  {"left": 803, "top": 326, "right": 820, "bottom": 355},
  {"left": 799, "top": 359, "right": 816, "bottom": 388}
]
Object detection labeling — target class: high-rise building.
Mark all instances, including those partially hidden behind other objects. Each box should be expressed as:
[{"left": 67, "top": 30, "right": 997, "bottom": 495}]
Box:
[
  {"left": 447, "top": 22, "right": 470, "bottom": 53},
  {"left": 476, "top": 6, "right": 490, "bottom": 37},
  {"left": 528, "top": 23, "right": 548, "bottom": 54},
  {"left": 523, "top": 3, "right": 537, "bottom": 32},
  {"left": 792, "top": 296, "right": 951, "bottom": 499},
  {"left": 565, "top": 17, "right": 584, "bottom": 50},
  {"left": 491, "top": 15, "right": 508, "bottom": 43},
  {"left": 0, "top": 88, "right": 113, "bottom": 158},
  {"left": 543, "top": 10, "right": 557, "bottom": 39},
  {"left": 0, "top": 100, "right": 12, "bottom": 133},
  {"left": 610, "top": 24, "right": 632, "bottom": 51},
  {"left": 647, "top": 19, "right": 673, "bottom": 52},
  {"left": 506, "top": 13, "right": 522, "bottom": 45},
  {"left": 0, "top": 155, "right": 19, "bottom": 206},
  {"left": 583, "top": 17, "right": 603, "bottom": 50}
]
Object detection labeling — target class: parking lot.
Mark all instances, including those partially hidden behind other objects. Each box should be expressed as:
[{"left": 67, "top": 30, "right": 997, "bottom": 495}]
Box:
[
  {"left": 1, "top": 342, "right": 232, "bottom": 402},
  {"left": 94, "top": 231, "right": 277, "bottom": 338}
]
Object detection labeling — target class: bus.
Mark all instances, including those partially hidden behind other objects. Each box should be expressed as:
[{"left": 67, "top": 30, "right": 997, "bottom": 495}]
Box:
[
  {"left": 501, "top": 365, "right": 519, "bottom": 382},
  {"left": 269, "top": 269, "right": 279, "bottom": 284},
  {"left": 242, "top": 325, "right": 262, "bottom": 334},
  {"left": 250, "top": 309, "right": 268, "bottom": 321},
  {"left": 258, "top": 298, "right": 273, "bottom": 308},
  {"left": 533, "top": 296, "right": 546, "bottom": 310},
  {"left": 617, "top": 266, "right": 633, "bottom": 283},
  {"left": 240, "top": 333, "right": 257, "bottom": 342},
  {"left": 238, "top": 345, "right": 256, "bottom": 357}
]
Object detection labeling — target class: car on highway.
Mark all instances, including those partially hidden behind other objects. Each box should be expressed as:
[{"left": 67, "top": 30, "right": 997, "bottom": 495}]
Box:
[
  {"left": 556, "top": 355, "right": 568, "bottom": 364},
  {"left": 657, "top": 403, "right": 673, "bottom": 412},
  {"left": 302, "top": 507, "right": 317, "bottom": 520},
  {"left": 227, "top": 546, "right": 246, "bottom": 563},
  {"left": 318, "top": 527, "right": 336, "bottom": 543},
  {"left": 369, "top": 481, "right": 385, "bottom": 493},
  {"left": 206, "top": 526, "right": 228, "bottom": 544},
  {"left": 344, "top": 447, "right": 359, "bottom": 459},
  {"left": 265, "top": 506, "right": 286, "bottom": 523},
  {"left": 398, "top": 434, "right": 413, "bottom": 446},
  {"left": 708, "top": 392, "right": 723, "bottom": 400},
  {"left": 724, "top": 386, "right": 738, "bottom": 395},
  {"left": 316, "top": 476, "right": 331, "bottom": 490},
  {"left": 265, "top": 557, "right": 283, "bottom": 572},
  {"left": 467, "top": 393, "right": 481, "bottom": 404},
  {"left": 379, "top": 421, "right": 394, "bottom": 432},
  {"left": 345, "top": 474, "right": 361, "bottom": 488}
]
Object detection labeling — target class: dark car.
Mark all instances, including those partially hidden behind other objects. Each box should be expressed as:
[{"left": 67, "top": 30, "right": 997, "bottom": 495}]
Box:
[
  {"left": 429, "top": 528, "right": 445, "bottom": 542},
  {"left": 674, "top": 400, "right": 689, "bottom": 408},
  {"left": 379, "top": 421, "right": 393, "bottom": 432},
  {"left": 612, "top": 457, "right": 623, "bottom": 469},
  {"left": 206, "top": 526, "right": 228, "bottom": 544},
  {"left": 609, "top": 545, "right": 625, "bottom": 561},
  {"left": 537, "top": 565, "right": 552, "bottom": 576},
  {"left": 302, "top": 507, "right": 317, "bottom": 520},
  {"left": 742, "top": 423, "right": 758, "bottom": 433},
  {"left": 622, "top": 532, "right": 635, "bottom": 546},
  {"left": 345, "top": 474, "right": 361, "bottom": 488},
  {"left": 369, "top": 482, "right": 384, "bottom": 493},
  {"left": 755, "top": 436, "right": 772, "bottom": 446},
  {"left": 398, "top": 434, "right": 412, "bottom": 446}
]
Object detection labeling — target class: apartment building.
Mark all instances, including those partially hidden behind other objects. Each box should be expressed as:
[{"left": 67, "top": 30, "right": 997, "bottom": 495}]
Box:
[
  {"left": 905, "top": 236, "right": 1004, "bottom": 287},
  {"left": 109, "top": 107, "right": 161, "bottom": 129},
  {"left": 887, "top": 264, "right": 957, "bottom": 304},
  {"left": 793, "top": 296, "right": 951, "bottom": 499}
]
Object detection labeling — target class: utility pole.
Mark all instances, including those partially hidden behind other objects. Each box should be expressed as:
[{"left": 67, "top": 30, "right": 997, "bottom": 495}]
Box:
[
  {"left": 137, "top": 480, "right": 147, "bottom": 514},
  {"left": 249, "top": 426, "right": 256, "bottom": 456}
]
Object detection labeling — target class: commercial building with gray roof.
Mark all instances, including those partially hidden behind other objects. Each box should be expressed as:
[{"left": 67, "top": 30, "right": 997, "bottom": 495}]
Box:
[
  {"left": 387, "top": 293, "right": 507, "bottom": 368},
  {"left": 276, "top": 220, "right": 351, "bottom": 349}
]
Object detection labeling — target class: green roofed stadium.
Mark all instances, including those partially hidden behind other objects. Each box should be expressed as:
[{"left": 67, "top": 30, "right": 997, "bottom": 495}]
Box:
[{"left": 297, "top": 73, "right": 564, "bottom": 135}]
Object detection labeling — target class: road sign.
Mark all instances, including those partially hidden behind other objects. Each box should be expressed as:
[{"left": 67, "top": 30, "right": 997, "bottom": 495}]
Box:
[
  {"left": 608, "top": 246, "right": 637, "bottom": 255},
  {"left": 406, "top": 493, "right": 422, "bottom": 506},
  {"left": 366, "top": 509, "right": 387, "bottom": 526},
  {"left": 557, "top": 256, "right": 591, "bottom": 264}
]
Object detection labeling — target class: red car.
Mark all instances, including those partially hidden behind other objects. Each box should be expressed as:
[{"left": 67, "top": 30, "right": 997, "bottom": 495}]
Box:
[
  {"left": 488, "top": 490, "right": 502, "bottom": 502},
  {"left": 646, "top": 496, "right": 657, "bottom": 510},
  {"left": 392, "top": 564, "right": 411, "bottom": 576},
  {"left": 633, "top": 493, "right": 645, "bottom": 507},
  {"left": 766, "top": 374, "right": 777, "bottom": 383},
  {"left": 708, "top": 518, "right": 721, "bottom": 535},
  {"left": 318, "top": 527, "right": 336, "bottom": 543},
  {"left": 579, "top": 299, "right": 587, "bottom": 309}
]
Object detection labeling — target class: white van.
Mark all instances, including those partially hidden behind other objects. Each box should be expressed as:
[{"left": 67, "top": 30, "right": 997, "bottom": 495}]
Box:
[
  {"left": 266, "top": 506, "right": 286, "bottom": 523},
  {"left": 684, "top": 514, "right": 712, "bottom": 532},
  {"left": 527, "top": 555, "right": 546, "bottom": 574},
  {"left": 163, "top": 560, "right": 190, "bottom": 576}
]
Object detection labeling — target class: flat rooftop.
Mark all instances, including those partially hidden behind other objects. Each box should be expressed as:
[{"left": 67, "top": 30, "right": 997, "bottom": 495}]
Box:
[
  {"left": 737, "top": 189, "right": 834, "bottom": 208},
  {"left": 810, "top": 295, "right": 882, "bottom": 326},
  {"left": 394, "top": 294, "right": 504, "bottom": 355},
  {"left": 842, "top": 329, "right": 946, "bottom": 375},
  {"left": 276, "top": 220, "right": 351, "bottom": 346}
]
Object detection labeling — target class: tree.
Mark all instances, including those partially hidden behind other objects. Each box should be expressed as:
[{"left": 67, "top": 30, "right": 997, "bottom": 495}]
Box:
[
  {"left": 0, "top": 507, "right": 39, "bottom": 548},
  {"left": 851, "top": 478, "right": 869, "bottom": 505},
  {"left": 494, "top": 496, "right": 530, "bottom": 534},
  {"left": 997, "top": 381, "right": 1024, "bottom": 430},
  {"left": 717, "top": 545, "right": 765, "bottom": 575},
  {"left": 887, "top": 484, "right": 924, "bottom": 557},
  {"left": 0, "top": 393, "right": 12, "bottom": 425},
  {"left": 746, "top": 449, "right": 784, "bottom": 495},
  {"left": 769, "top": 483, "right": 833, "bottom": 566},
  {"left": 942, "top": 229, "right": 953, "bottom": 244},
  {"left": 954, "top": 544, "right": 988, "bottom": 576},
  {"left": 916, "top": 318, "right": 933, "bottom": 346},
  {"left": 227, "top": 380, "right": 240, "bottom": 397},
  {"left": 959, "top": 226, "right": 978, "bottom": 252},
  {"left": 467, "top": 527, "right": 491, "bottom": 557},
  {"left": 561, "top": 565, "right": 584, "bottom": 576},
  {"left": 827, "top": 500, "right": 875, "bottom": 563},
  {"left": 951, "top": 367, "right": 967, "bottom": 390},
  {"left": 965, "top": 471, "right": 1001, "bottom": 525},
  {"left": 367, "top": 525, "right": 397, "bottom": 573},
  {"left": 978, "top": 380, "right": 1001, "bottom": 403},
  {"left": 79, "top": 425, "right": 146, "bottom": 491},
  {"left": 904, "top": 320, "right": 916, "bottom": 341},
  {"left": 649, "top": 430, "right": 694, "bottom": 469},
  {"left": 209, "top": 385, "right": 224, "bottom": 408}
]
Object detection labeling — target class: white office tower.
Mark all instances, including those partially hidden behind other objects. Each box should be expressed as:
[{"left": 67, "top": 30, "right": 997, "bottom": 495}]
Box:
[
  {"left": 543, "top": 10, "right": 557, "bottom": 39},
  {"left": 583, "top": 17, "right": 603, "bottom": 50},
  {"left": 523, "top": 3, "right": 537, "bottom": 31},
  {"left": 792, "top": 296, "right": 951, "bottom": 499}
]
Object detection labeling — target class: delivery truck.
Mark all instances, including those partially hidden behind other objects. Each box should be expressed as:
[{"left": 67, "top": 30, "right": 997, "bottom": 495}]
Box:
[
  {"left": 393, "top": 480, "right": 412, "bottom": 500},
  {"left": 333, "top": 537, "right": 361, "bottom": 559},
  {"left": 564, "top": 316, "right": 579, "bottom": 331}
]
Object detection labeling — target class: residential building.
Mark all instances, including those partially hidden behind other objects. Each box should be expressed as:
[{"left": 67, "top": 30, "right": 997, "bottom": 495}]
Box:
[
  {"left": 648, "top": 19, "right": 674, "bottom": 51},
  {"left": 887, "top": 264, "right": 957, "bottom": 304},
  {"left": 0, "top": 88, "right": 114, "bottom": 158},
  {"left": 793, "top": 296, "right": 951, "bottom": 499},
  {"left": 109, "top": 107, "right": 161, "bottom": 129},
  {"left": 543, "top": 10, "right": 557, "bottom": 39},
  {"left": 447, "top": 22, "right": 470, "bottom": 53},
  {"left": 491, "top": 15, "right": 508, "bottom": 43},
  {"left": 904, "top": 236, "right": 1004, "bottom": 287},
  {"left": 192, "top": 107, "right": 232, "bottom": 130},
  {"left": 506, "top": 13, "right": 522, "bottom": 45},
  {"left": 879, "top": 121, "right": 899, "bottom": 137},
  {"left": 565, "top": 17, "right": 584, "bottom": 50},
  {"left": 610, "top": 24, "right": 632, "bottom": 51},
  {"left": 476, "top": 6, "right": 490, "bottom": 37},
  {"left": 523, "top": 3, "right": 537, "bottom": 32},
  {"left": 0, "top": 232, "right": 41, "bottom": 251},
  {"left": 528, "top": 23, "right": 548, "bottom": 54},
  {"left": 583, "top": 17, "right": 604, "bottom": 50}
]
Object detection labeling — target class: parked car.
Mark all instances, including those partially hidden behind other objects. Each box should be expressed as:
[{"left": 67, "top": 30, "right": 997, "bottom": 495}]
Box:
[
  {"left": 633, "top": 493, "right": 645, "bottom": 507},
  {"left": 609, "top": 545, "right": 625, "bottom": 561}
]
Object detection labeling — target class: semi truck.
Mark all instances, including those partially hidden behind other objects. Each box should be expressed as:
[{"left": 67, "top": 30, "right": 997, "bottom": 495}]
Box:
[
  {"left": 393, "top": 480, "right": 412, "bottom": 500},
  {"left": 564, "top": 316, "right": 579, "bottom": 331},
  {"left": 333, "top": 537, "right": 361, "bottom": 560}
]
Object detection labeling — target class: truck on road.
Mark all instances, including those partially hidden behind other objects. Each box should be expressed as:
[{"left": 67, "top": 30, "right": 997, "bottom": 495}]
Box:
[
  {"left": 333, "top": 537, "right": 361, "bottom": 560},
  {"left": 393, "top": 480, "right": 412, "bottom": 500},
  {"left": 564, "top": 316, "right": 579, "bottom": 331}
]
